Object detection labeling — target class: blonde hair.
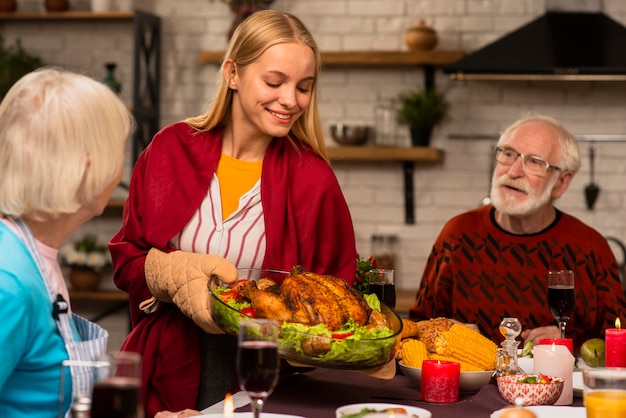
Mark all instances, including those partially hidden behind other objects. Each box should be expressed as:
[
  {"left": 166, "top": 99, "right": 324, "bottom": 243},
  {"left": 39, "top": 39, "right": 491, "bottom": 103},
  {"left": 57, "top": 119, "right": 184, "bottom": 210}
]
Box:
[
  {"left": 0, "top": 67, "right": 134, "bottom": 220},
  {"left": 186, "top": 10, "right": 328, "bottom": 161},
  {"left": 498, "top": 112, "right": 581, "bottom": 173}
]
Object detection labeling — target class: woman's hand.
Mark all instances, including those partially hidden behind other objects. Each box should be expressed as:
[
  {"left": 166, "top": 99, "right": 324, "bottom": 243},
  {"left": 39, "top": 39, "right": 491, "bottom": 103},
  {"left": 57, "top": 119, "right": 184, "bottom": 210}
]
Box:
[{"left": 154, "top": 409, "right": 201, "bottom": 418}]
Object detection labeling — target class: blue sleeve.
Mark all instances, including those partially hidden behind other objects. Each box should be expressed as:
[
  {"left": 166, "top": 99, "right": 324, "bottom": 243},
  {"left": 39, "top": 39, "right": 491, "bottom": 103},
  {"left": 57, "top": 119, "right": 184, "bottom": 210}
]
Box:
[{"left": 0, "top": 270, "right": 30, "bottom": 391}]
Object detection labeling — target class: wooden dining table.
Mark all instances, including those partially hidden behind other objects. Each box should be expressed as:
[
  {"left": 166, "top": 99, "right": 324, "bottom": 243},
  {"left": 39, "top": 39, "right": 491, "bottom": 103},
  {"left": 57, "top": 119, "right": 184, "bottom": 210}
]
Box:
[{"left": 232, "top": 367, "right": 585, "bottom": 418}]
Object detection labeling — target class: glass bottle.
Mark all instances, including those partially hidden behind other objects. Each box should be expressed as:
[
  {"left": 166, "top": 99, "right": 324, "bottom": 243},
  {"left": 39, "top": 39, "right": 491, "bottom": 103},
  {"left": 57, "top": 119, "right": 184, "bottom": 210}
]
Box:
[
  {"left": 374, "top": 100, "right": 397, "bottom": 146},
  {"left": 495, "top": 317, "right": 525, "bottom": 377},
  {"left": 103, "top": 62, "right": 122, "bottom": 95},
  {"left": 70, "top": 394, "right": 91, "bottom": 418}
]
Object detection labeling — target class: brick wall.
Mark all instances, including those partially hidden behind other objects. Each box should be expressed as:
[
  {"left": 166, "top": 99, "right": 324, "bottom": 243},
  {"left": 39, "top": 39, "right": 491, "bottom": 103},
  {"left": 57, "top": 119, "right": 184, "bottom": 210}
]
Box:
[{"left": 4, "top": 0, "right": 626, "bottom": 291}]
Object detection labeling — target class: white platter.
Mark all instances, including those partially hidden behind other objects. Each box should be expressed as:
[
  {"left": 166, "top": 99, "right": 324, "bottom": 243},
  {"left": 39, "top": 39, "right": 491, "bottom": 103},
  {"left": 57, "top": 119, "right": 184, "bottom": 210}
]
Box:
[
  {"left": 336, "top": 402, "right": 432, "bottom": 418},
  {"left": 490, "top": 405, "right": 585, "bottom": 418}
]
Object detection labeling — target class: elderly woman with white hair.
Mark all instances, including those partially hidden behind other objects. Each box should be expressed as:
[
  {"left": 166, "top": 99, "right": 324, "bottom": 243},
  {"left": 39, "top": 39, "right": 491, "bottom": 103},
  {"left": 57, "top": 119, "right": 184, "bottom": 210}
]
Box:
[{"left": 0, "top": 67, "right": 134, "bottom": 417}]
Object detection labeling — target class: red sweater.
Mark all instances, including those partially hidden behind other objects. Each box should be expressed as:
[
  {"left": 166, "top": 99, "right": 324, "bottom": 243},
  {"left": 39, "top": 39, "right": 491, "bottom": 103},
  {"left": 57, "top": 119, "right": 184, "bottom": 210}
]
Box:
[
  {"left": 109, "top": 122, "right": 357, "bottom": 416},
  {"left": 410, "top": 205, "right": 626, "bottom": 353}
]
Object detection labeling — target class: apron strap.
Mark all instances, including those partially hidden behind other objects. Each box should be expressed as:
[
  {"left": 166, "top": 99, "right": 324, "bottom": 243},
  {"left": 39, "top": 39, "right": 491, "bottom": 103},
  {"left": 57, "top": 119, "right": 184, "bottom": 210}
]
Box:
[{"left": 8, "top": 218, "right": 109, "bottom": 409}]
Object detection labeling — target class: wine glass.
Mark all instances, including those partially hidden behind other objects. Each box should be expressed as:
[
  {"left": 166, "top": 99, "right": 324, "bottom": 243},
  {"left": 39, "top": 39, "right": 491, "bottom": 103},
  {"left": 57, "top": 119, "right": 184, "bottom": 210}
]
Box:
[
  {"left": 368, "top": 269, "right": 396, "bottom": 309},
  {"left": 237, "top": 318, "right": 280, "bottom": 418},
  {"left": 91, "top": 351, "right": 142, "bottom": 418},
  {"left": 547, "top": 270, "right": 576, "bottom": 338}
]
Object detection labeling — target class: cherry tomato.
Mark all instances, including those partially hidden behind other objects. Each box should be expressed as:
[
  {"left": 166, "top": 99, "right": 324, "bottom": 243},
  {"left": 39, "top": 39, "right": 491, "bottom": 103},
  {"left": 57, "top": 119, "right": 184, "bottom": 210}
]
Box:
[
  {"left": 240, "top": 307, "right": 256, "bottom": 317},
  {"left": 331, "top": 332, "right": 354, "bottom": 339},
  {"left": 220, "top": 290, "right": 237, "bottom": 303},
  {"left": 539, "top": 373, "right": 551, "bottom": 384}
]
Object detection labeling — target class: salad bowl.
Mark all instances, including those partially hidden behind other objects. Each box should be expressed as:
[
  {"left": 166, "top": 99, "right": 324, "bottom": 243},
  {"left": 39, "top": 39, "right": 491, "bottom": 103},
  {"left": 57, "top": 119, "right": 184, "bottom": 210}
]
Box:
[{"left": 209, "top": 268, "right": 402, "bottom": 369}]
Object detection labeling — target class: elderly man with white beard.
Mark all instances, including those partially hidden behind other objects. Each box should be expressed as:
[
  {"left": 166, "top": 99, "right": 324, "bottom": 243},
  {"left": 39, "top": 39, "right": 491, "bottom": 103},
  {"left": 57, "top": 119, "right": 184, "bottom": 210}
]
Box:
[{"left": 409, "top": 113, "right": 626, "bottom": 353}]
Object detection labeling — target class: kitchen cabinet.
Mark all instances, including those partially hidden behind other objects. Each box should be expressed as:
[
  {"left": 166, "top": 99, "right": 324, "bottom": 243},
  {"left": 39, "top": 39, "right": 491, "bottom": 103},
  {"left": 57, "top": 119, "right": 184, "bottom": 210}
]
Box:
[{"left": 0, "top": 9, "right": 162, "bottom": 164}]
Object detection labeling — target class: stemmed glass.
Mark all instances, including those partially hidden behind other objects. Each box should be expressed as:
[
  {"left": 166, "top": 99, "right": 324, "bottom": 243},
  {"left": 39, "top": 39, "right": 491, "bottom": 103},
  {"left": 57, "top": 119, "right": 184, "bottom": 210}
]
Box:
[
  {"left": 91, "top": 351, "right": 142, "bottom": 418},
  {"left": 547, "top": 270, "right": 576, "bottom": 338},
  {"left": 237, "top": 318, "right": 280, "bottom": 418}
]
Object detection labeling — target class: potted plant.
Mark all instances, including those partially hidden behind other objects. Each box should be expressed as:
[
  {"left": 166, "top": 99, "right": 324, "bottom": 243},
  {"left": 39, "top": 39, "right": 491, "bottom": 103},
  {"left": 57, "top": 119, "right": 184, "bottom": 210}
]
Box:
[
  {"left": 397, "top": 88, "right": 449, "bottom": 147},
  {"left": 0, "top": 36, "right": 44, "bottom": 98},
  {"left": 60, "top": 234, "right": 110, "bottom": 291}
]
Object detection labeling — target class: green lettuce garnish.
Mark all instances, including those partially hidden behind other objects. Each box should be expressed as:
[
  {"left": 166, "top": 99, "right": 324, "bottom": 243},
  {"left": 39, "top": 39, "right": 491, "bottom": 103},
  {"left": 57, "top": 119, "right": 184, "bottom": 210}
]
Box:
[{"left": 211, "top": 285, "right": 397, "bottom": 365}]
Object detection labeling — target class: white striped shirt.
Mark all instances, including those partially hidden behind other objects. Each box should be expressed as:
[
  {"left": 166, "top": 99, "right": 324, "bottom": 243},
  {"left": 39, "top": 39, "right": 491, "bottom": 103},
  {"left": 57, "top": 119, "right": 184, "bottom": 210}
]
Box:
[{"left": 170, "top": 174, "right": 266, "bottom": 268}]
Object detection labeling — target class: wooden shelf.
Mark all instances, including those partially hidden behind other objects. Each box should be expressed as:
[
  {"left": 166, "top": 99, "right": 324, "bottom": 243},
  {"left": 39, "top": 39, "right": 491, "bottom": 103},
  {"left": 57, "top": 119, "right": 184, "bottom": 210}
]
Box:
[
  {"left": 328, "top": 146, "right": 444, "bottom": 163},
  {"left": 0, "top": 11, "right": 134, "bottom": 20},
  {"left": 329, "top": 146, "right": 445, "bottom": 225},
  {"left": 199, "top": 50, "right": 464, "bottom": 67}
]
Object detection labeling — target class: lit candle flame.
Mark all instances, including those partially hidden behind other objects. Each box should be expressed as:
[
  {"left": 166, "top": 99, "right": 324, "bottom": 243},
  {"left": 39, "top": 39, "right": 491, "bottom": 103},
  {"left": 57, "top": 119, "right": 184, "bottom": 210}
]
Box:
[
  {"left": 223, "top": 393, "right": 234, "bottom": 417},
  {"left": 551, "top": 341, "right": 556, "bottom": 351},
  {"left": 616, "top": 317, "right": 622, "bottom": 330}
]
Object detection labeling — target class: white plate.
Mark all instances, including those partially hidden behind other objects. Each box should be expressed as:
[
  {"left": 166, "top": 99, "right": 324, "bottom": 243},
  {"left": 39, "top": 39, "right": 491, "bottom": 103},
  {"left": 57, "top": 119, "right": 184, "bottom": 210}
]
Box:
[
  {"left": 200, "top": 414, "right": 304, "bottom": 418},
  {"left": 573, "top": 370, "right": 583, "bottom": 397},
  {"left": 336, "top": 402, "right": 432, "bottom": 418},
  {"left": 490, "top": 405, "right": 586, "bottom": 418}
]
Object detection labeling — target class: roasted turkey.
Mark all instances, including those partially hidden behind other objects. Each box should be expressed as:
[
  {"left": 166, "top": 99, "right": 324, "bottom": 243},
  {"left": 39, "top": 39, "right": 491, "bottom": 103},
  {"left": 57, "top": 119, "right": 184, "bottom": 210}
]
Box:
[{"left": 238, "top": 265, "right": 372, "bottom": 331}]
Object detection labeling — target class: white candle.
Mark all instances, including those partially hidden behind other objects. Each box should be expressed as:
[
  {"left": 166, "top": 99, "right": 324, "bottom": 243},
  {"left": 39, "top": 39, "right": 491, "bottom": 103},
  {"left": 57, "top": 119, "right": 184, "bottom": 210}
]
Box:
[{"left": 533, "top": 343, "right": 575, "bottom": 405}]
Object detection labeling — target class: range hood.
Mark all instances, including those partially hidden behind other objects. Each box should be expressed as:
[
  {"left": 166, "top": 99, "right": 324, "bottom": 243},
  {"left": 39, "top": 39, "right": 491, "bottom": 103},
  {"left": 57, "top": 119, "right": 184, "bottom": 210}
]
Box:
[{"left": 444, "top": 11, "right": 626, "bottom": 81}]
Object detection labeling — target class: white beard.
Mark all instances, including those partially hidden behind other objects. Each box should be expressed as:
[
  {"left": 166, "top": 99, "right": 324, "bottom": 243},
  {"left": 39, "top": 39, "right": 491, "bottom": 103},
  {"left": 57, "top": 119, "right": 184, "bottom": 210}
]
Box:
[{"left": 490, "top": 172, "right": 559, "bottom": 217}]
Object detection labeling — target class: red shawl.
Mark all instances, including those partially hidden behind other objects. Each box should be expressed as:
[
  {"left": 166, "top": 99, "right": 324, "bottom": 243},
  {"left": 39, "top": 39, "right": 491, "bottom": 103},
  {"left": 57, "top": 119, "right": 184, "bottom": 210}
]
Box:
[{"left": 109, "top": 122, "right": 357, "bottom": 416}]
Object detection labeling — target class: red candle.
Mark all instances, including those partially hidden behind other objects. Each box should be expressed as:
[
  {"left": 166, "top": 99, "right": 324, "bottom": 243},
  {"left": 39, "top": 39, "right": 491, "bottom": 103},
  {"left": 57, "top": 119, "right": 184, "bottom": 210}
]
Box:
[
  {"left": 538, "top": 338, "right": 574, "bottom": 355},
  {"left": 606, "top": 318, "right": 626, "bottom": 367},
  {"left": 420, "top": 359, "right": 460, "bottom": 403}
]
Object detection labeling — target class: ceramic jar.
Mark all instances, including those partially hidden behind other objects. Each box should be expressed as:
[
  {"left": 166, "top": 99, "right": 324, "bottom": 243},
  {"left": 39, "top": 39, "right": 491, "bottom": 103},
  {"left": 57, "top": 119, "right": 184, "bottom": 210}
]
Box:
[
  {"left": 69, "top": 268, "right": 102, "bottom": 291},
  {"left": 405, "top": 20, "right": 438, "bottom": 51},
  {"left": 44, "top": 0, "right": 70, "bottom": 12},
  {"left": 91, "top": 0, "right": 112, "bottom": 12}
]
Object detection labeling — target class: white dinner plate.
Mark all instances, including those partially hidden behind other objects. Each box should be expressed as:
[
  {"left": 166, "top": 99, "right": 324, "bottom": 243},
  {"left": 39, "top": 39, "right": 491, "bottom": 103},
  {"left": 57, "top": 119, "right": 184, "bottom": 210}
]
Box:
[
  {"left": 199, "top": 414, "right": 304, "bottom": 418},
  {"left": 573, "top": 370, "right": 583, "bottom": 397},
  {"left": 336, "top": 403, "right": 432, "bottom": 418},
  {"left": 490, "top": 405, "right": 586, "bottom": 418}
]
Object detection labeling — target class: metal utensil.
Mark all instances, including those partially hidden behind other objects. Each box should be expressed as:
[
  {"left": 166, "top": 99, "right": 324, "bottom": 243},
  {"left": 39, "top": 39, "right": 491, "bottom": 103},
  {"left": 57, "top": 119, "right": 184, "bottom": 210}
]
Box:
[{"left": 585, "top": 143, "right": 600, "bottom": 210}]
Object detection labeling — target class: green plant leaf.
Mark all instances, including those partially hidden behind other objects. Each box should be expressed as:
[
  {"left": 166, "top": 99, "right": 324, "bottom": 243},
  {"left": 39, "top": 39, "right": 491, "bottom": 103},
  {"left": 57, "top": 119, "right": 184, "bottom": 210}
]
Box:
[{"left": 397, "top": 88, "right": 449, "bottom": 128}]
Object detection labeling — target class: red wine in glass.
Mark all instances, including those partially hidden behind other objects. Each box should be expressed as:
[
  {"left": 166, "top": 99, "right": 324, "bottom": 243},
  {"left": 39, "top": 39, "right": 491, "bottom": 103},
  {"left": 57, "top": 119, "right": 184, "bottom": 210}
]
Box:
[
  {"left": 237, "top": 341, "right": 279, "bottom": 395},
  {"left": 547, "top": 270, "right": 575, "bottom": 338},
  {"left": 370, "top": 282, "right": 396, "bottom": 309},
  {"left": 91, "top": 376, "right": 141, "bottom": 418},
  {"left": 237, "top": 319, "right": 280, "bottom": 418}
]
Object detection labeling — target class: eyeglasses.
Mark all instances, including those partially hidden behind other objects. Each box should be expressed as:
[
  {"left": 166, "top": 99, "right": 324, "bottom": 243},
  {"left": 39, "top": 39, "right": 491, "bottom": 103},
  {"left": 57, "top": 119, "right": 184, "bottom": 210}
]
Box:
[{"left": 494, "top": 146, "right": 562, "bottom": 176}]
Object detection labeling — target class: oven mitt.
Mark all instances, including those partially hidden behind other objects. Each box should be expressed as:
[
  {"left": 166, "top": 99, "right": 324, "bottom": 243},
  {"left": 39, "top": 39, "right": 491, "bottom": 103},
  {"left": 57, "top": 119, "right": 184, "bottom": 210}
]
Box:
[{"left": 144, "top": 248, "right": 238, "bottom": 334}]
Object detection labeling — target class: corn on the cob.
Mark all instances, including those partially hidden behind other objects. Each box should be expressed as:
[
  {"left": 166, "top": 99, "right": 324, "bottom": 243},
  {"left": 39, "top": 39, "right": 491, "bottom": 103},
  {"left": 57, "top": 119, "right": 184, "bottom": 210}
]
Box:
[
  {"left": 400, "top": 338, "right": 430, "bottom": 368},
  {"left": 434, "top": 324, "right": 498, "bottom": 371},
  {"left": 429, "top": 354, "right": 485, "bottom": 371}
]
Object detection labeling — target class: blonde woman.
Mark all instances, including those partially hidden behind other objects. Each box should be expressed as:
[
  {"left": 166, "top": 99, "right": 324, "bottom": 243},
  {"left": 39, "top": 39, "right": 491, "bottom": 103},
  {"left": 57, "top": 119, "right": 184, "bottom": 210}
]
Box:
[
  {"left": 0, "top": 67, "right": 134, "bottom": 417},
  {"left": 110, "top": 10, "right": 357, "bottom": 417}
]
